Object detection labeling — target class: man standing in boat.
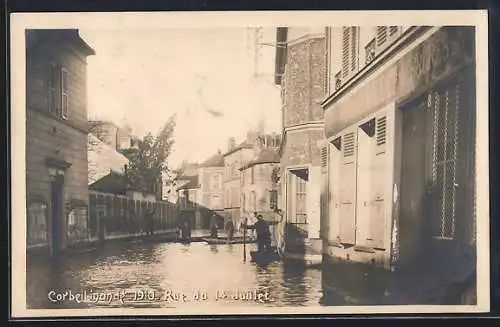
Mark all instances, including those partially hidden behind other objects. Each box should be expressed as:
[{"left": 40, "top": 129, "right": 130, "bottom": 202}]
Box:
[{"left": 242, "top": 213, "right": 282, "bottom": 253}]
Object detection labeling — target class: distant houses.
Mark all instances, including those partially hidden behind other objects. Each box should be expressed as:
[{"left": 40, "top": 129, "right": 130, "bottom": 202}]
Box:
[{"left": 172, "top": 131, "right": 282, "bottom": 231}]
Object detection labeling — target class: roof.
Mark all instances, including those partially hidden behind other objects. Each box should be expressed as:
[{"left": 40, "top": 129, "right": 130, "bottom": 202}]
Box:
[
  {"left": 222, "top": 140, "right": 254, "bottom": 157},
  {"left": 88, "top": 133, "right": 130, "bottom": 185},
  {"left": 240, "top": 148, "right": 280, "bottom": 170},
  {"left": 176, "top": 175, "right": 200, "bottom": 190},
  {"left": 200, "top": 152, "right": 225, "bottom": 168},
  {"left": 26, "top": 29, "right": 96, "bottom": 56},
  {"left": 89, "top": 171, "right": 130, "bottom": 195}
]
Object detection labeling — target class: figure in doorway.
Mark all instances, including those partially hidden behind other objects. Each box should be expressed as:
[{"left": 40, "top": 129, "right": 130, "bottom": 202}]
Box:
[{"left": 210, "top": 213, "right": 218, "bottom": 239}]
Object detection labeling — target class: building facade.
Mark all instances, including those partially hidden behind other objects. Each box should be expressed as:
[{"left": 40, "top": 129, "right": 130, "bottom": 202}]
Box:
[
  {"left": 321, "top": 25, "right": 476, "bottom": 296},
  {"left": 176, "top": 174, "right": 201, "bottom": 229},
  {"left": 274, "top": 27, "right": 328, "bottom": 264},
  {"left": 26, "top": 29, "right": 95, "bottom": 254},
  {"left": 198, "top": 152, "right": 226, "bottom": 228},
  {"left": 88, "top": 120, "right": 136, "bottom": 151},
  {"left": 222, "top": 136, "right": 255, "bottom": 228}
]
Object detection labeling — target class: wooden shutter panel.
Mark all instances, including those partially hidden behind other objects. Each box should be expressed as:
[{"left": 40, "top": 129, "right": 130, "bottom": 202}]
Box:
[
  {"left": 342, "top": 27, "right": 350, "bottom": 78},
  {"left": 350, "top": 27, "right": 358, "bottom": 73},
  {"left": 389, "top": 26, "right": 399, "bottom": 36},
  {"left": 339, "top": 130, "right": 357, "bottom": 244},
  {"left": 61, "top": 68, "right": 69, "bottom": 120},
  {"left": 376, "top": 26, "right": 388, "bottom": 47},
  {"left": 320, "top": 145, "right": 329, "bottom": 240},
  {"left": 368, "top": 114, "right": 388, "bottom": 249}
]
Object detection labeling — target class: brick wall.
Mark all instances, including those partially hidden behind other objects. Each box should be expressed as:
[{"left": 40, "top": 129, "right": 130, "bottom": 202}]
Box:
[
  {"left": 283, "top": 36, "right": 327, "bottom": 127},
  {"left": 281, "top": 129, "right": 325, "bottom": 168}
]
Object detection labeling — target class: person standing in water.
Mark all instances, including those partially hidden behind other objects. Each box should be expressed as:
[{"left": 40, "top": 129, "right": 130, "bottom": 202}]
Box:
[
  {"left": 225, "top": 217, "right": 235, "bottom": 242},
  {"left": 210, "top": 213, "right": 218, "bottom": 238},
  {"left": 242, "top": 213, "right": 282, "bottom": 253}
]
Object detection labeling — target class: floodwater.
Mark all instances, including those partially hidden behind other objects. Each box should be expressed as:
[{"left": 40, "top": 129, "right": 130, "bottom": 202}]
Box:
[{"left": 26, "top": 241, "right": 326, "bottom": 309}]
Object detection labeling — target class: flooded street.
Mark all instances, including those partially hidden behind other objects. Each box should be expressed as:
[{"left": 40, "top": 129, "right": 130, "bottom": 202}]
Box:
[{"left": 27, "top": 241, "right": 325, "bottom": 309}]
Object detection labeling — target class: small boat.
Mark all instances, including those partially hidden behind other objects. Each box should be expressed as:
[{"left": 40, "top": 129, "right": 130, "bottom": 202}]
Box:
[
  {"left": 249, "top": 250, "right": 281, "bottom": 264},
  {"left": 203, "top": 237, "right": 256, "bottom": 245}
]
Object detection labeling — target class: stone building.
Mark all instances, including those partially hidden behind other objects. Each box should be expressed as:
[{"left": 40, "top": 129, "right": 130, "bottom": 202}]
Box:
[
  {"left": 88, "top": 120, "right": 136, "bottom": 151},
  {"left": 240, "top": 147, "right": 281, "bottom": 243},
  {"left": 222, "top": 131, "right": 266, "bottom": 228},
  {"left": 198, "top": 151, "right": 226, "bottom": 228},
  {"left": 321, "top": 26, "right": 476, "bottom": 303},
  {"left": 274, "top": 27, "right": 328, "bottom": 264},
  {"left": 26, "top": 29, "right": 95, "bottom": 255}
]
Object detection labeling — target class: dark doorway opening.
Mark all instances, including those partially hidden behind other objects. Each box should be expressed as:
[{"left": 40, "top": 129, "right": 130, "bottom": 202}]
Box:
[{"left": 50, "top": 175, "right": 64, "bottom": 255}]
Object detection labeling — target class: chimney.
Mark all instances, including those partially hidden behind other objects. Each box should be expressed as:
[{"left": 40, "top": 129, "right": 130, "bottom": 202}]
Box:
[{"left": 228, "top": 137, "right": 236, "bottom": 151}]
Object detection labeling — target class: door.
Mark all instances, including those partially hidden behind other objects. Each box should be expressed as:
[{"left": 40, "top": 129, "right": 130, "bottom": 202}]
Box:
[
  {"left": 400, "top": 99, "right": 428, "bottom": 265},
  {"left": 355, "top": 120, "right": 375, "bottom": 246},
  {"left": 328, "top": 138, "right": 342, "bottom": 243},
  {"left": 50, "top": 174, "right": 64, "bottom": 254},
  {"left": 368, "top": 115, "right": 388, "bottom": 249},
  {"left": 339, "top": 130, "right": 357, "bottom": 245}
]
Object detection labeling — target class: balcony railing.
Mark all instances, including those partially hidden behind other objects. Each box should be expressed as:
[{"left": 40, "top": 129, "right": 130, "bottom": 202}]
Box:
[
  {"left": 334, "top": 71, "right": 342, "bottom": 91},
  {"left": 365, "top": 38, "right": 376, "bottom": 65}
]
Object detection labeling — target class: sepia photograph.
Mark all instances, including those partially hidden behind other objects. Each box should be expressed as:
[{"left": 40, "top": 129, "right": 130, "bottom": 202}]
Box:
[{"left": 10, "top": 10, "right": 489, "bottom": 317}]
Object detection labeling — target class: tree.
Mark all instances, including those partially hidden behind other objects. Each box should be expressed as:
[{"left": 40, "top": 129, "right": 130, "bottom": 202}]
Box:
[{"left": 120, "top": 115, "right": 177, "bottom": 194}]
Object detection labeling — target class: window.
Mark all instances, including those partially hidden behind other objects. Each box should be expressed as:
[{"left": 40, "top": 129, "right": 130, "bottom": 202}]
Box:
[
  {"left": 240, "top": 171, "right": 244, "bottom": 186},
  {"left": 295, "top": 174, "right": 307, "bottom": 224},
  {"left": 48, "top": 63, "right": 69, "bottom": 120},
  {"left": 342, "top": 27, "right": 359, "bottom": 79},
  {"left": 67, "top": 206, "right": 88, "bottom": 240},
  {"left": 61, "top": 68, "right": 69, "bottom": 119},
  {"left": 375, "top": 26, "right": 402, "bottom": 52},
  {"left": 251, "top": 167, "right": 255, "bottom": 184},
  {"left": 431, "top": 86, "right": 460, "bottom": 239},
  {"left": 211, "top": 194, "right": 222, "bottom": 209},
  {"left": 211, "top": 174, "right": 221, "bottom": 190},
  {"left": 27, "top": 202, "right": 47, "bottom": 245},
  {"left": 187, "top": 190, "right": 197, "bottom": 209}
]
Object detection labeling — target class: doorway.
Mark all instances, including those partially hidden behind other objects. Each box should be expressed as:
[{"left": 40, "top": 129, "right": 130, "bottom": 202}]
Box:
[{"left": 50, "top": 174, "right": 64, "bottom": 255}]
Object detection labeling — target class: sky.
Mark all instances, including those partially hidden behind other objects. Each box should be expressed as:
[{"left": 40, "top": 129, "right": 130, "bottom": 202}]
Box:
[{"left": 79, "top": 27, "right": 282, "bottom": 168}]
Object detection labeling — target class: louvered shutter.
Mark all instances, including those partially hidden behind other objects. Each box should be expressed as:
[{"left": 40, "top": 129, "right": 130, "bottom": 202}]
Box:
[
  {"left": 320, "top": 144, "right": 329, "bottom": 240},
  {"left": 368, "top": 114, "right": 388, "bottom": 249},
  {"left": 389, "top": 26, "right": 399, "bottom": 36},
  {"left": 376, "top": 26, "right": 388, "bottom": 47},
  {"left": 338, "top": 130, "right": 357, "bottom": 244},
  {"left": 350, "top": 27, "right": 358, "bottom": 73},
  {"left": 342, "top": 27, "right": 350, "bottom": 78},
  {"left": 61, "top": 68, "right": 69, "bottom": 120}
]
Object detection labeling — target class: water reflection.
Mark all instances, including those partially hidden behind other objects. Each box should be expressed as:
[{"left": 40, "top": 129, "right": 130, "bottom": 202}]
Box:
[{"left": 26, "top": 242, "right": 326, "bottom": 309}]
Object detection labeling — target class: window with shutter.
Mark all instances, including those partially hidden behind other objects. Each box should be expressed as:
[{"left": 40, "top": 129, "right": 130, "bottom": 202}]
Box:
[
  {"left": 376, "top": 26, "right": 388, "bottom": 47},
  {"left": 342, "top": 27, "right": 350, "bottom": 78},
  {"left": 350, "top": 27, "right": 358, "bottom": 73},
  {"left": 61, "top": 68, "right": 69, "bottom": 120},
  {"left": 389, "top": 26, "right": 399, "bottom": 36}
]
